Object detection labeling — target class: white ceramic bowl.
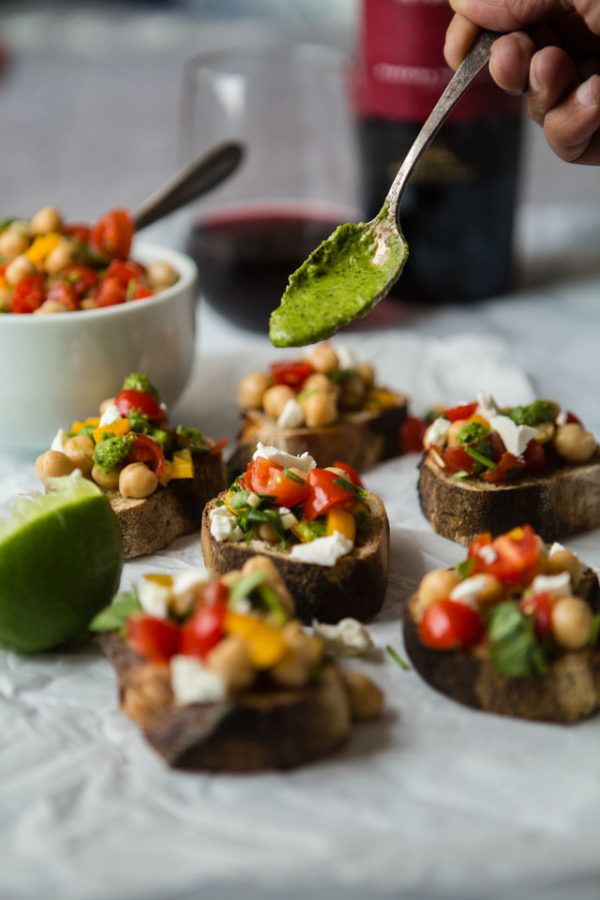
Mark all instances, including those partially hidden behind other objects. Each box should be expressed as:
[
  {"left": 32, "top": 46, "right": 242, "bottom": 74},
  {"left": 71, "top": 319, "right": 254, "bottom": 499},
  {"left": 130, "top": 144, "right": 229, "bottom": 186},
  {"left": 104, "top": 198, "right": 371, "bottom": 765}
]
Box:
[{"left": 0, "top": 241, "right": 197, "bottom": 452}]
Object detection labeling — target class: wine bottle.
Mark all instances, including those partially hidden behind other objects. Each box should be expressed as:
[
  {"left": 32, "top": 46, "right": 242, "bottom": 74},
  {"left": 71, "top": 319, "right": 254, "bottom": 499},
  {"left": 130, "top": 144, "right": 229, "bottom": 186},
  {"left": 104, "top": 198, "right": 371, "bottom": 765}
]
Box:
[{"left": 354, "top": 0, "right": 523, "bottom": 303}]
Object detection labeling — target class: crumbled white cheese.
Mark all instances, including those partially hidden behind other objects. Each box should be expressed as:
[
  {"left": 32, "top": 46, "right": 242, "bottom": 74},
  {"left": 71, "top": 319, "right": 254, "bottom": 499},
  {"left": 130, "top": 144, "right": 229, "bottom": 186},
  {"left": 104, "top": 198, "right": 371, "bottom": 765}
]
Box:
[
  {"left": 290, "top": 531, "right": 353, "bottom": 566},
  {"left": 424, "top": 417, "right": 451, "bottom": 449},
  {"left": 98, "top": 403, "right": 122, "bottom": 427},
  {"left": 171, "top": 569, "right": 209, "bottom": 616},
  {"left": 277, "top": 398, "right": 305, "bottom": 429},
  {"left": 246, "top": 492, "right": 261, "bottom": 509},
  {"left": 555, "top": 410, "right": 568, "bottom": 426},
  {"left": 450, "top": 576, "right": 490, "bottom": 608},
  {"left": 334, "top": 344, "right": 358, "bottom": 371},
  {"left": 50, "top": 428, "right": 67, "bottom": 452},
  {"left": 279, "top": 506, "right": 298, "bottom": 530},
  {"left": 139, "top": 578, "right": 172, "bottom": 619},
  {"left": 476, "top": 392, "right": 498, "bottom": 419},
  {"left": 209, "top": 506, "right": 243, "bottom": 542},
  {"left": 548, "top": 543, "right": 581, "bottom": 579},
  {"left": 170, "top": 656, "right": 227, "bottom": 705},
  {"left": 531, "top": 571, "right": 572, "bottom": 599},
  {"left": 253, "top": 443, "right": 316, "bottom": 474},
  {"left": 312, "top": 617, "right": 374, "bottom": 657},
  {"left": 489, "top": 414, "right": 537, "bottom": 458},
  {"left": 549, "top": 542, "right": 567, "bottom": 556},
  {"left": 478, "top": 544, "right": 498, "bottom": 565}
]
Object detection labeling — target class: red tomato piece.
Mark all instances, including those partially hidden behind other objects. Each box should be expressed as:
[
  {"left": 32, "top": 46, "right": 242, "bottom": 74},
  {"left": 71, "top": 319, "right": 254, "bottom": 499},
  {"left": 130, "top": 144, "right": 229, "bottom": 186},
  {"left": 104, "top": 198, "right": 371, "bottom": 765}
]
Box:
[
  {"left": 11, "top": 274, "right": 46, "bottom": 314},
  {"left": 63, "top": 265, "right": 98, "bottom": 298},
  {"left": 46, "top": 281, "right": 79, "bottom": 311},
  {"left": 208, "top": 437, "right": 228, "bottom": 457},
  {"left": 246, "top": 458, "right": 310, "bottom": 507},
  {"left": 467, "top": 532, "right": 493, "bottom": 559},
  {"left": 332, "top": 460, "right": 364, "bottom": 487},
  {"left": 115, "top": 388, "right": 167, "bottom": 424},
  {"left": 566, "top": 411, "right": 582, "bottom": 426},
  {"left": 488, "top": 431, "right": 506, "bottom": 462},
  {"left": 198, "top": 580, "right": 229, "bottom": 609},
  {"left": 303, "top": 467, "right": 355, "bottom": 520},
  {"left": 63, "top": 223, "right": 92, "bottom": 244},
  {"left": 134, "top": 285, "right": 153, "bottom": 300},
  {"left": 96, "top": 276, "right": 126, "bottom": 307},
  {"left": 106, "top": 259, "right": 145, "bottom": 287},
  {"left": 270, "top": 360, "right": 314, "bottom": 389},
  {"left": 419, "top": 599, "right": 484, "bottom": 650},
  {"left": 127, "top": 433, "right": 165, "bottom": 477},
  {"left": 520, "top": 591, "right": 553, "bottom": 640},
  {"left": 399, "top": 416, "right": 427, "bottom": 454},
  {"left": 91, "top": 208, "right": 133, "bottom": 259},
  {"left": 523, "top": 439, "right": 546, "bottom": 475},
  {"left": 482, "top": 451, "right": 525, "bottom": 484},
  {"left": 443, "top": 402, "right": 478, "bottom": 422},
  {"left": 181, "top": 599, "right": 227, "bottom": 659},
  {"left": 127, "top": 614, "right": 182, "bottom": 664},
  {"left": 442, "top": 445, "right": 475, "bottom": 475},
  {"left": 471, "top": 524, "right": 540, "bottom": 583}
]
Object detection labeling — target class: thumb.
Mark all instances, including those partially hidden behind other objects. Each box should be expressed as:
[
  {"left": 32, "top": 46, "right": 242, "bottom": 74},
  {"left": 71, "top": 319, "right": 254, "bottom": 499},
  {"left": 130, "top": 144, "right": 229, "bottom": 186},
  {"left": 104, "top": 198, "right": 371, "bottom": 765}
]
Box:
[{"left": 448, "top": 0, "right": 572, "bottom": 32}]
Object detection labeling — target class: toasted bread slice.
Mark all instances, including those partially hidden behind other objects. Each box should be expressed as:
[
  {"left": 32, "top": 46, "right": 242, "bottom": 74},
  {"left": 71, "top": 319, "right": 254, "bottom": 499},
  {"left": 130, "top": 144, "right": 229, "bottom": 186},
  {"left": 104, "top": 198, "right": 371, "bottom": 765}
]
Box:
[
  {"left": 100, "top": 633, "right": 351, "bottom": 771},
  {"left": 201, "top": 493, "right": 389, "bottom": 623},
  {"left": 404, "top": 566, "right": 600, "bottom": 723},
  {"left": 109, "top": 453, "right": 226, "bottom": 559},
  {"left": 418, "top": 453, "right": 600, "bottom": 544},
  {"left": 229, "top": 401, "right": 407, "bottom": 473}
]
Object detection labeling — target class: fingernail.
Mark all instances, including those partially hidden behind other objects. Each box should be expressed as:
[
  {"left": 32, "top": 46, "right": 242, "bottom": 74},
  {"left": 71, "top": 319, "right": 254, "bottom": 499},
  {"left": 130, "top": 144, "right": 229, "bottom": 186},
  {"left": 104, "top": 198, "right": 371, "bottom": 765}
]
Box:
[
  {"left": 576, "top": 75, "right": 600, "bottom": 108},
  {"left": 448, "top": 0, "right": 464, "bottom": 11},
  {"left": 529, "top": 68, "right": 541, "bottom": 93}
]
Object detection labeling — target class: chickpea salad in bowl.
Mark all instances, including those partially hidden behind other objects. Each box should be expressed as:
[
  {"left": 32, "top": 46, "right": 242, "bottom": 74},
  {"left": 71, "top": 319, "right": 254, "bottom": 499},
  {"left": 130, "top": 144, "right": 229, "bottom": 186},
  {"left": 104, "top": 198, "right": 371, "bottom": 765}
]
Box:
[{"left": 0, "top": 206, "right": 179, "bottom": 314}]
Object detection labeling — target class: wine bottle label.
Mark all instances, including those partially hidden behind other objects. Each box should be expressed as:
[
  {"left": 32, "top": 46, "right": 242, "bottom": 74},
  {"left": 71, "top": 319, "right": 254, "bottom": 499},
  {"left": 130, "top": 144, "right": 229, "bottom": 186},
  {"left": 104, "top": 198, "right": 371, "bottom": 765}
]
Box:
[{"left": 354, "top": 0, "right": 520, "bottom": 122}]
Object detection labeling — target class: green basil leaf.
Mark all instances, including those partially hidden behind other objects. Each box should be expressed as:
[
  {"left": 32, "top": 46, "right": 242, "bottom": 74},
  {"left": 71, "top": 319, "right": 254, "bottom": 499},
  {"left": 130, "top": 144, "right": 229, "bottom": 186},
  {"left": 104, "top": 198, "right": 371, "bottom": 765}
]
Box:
[
  {"left": 89, "top": 591, "right": 141, "bottom": 633},
  {"left": 464, "top": 447, "right": 496, "bottom": 470},
  {"left": 488, "top": 602, "right": 549, "bottom": 678},
  {"left": 284, "top": 468, "right": 305, "bottom": 484},
  {"left": 229, "top": 571, "right": 267, "bottom": 605}
]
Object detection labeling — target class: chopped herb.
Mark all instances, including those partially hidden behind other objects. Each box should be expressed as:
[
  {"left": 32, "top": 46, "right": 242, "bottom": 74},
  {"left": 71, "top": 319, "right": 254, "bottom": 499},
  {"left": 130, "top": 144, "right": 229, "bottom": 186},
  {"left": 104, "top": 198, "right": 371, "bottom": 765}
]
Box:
[
  {"left": 284, "top": 468, "right": 305, "bottom": 484},
  {"left": 122, "top": 372, "right": 159, "bottom": 399},
  {"left": 230, "top": 490, "right": 252, "bottom": 510},
  {"left": 75, "top": 241, "right": 109, "bottom": 268},
  {"left": 507, "top": 400, "right": 554, "bottom": 428},
  {"left": 93, "top": 433, "right": 134, "bottom": 473},
  {"left": 430, "top": 448, "right": 445, "bottom": 469},
  {"left": 229, "top": 570, "right": 267, "bottom": 605},
  {"left": 215, "top": 499, "right": 225, "bottom": 507},
  {"left": 458, "top": 422, "right": 490, "bottom": 446},
  {"left": 453, "top": 471, "right": 471, "bottom": 481},
  {"left": 333, "top": 476, "right": 366, "bottom": 499},
  {"left": 175, "top": 425, "right": 209, "bottom": 453},
  {"left": 67, "top": 423, "right": 96, "bottom": 440},
  {"left": 0, "top": 217, "right": 16, "bottom": 233},
  {"left": 456, "top": 558, "right": 475, "bottom": 579},
  {"left": 329, "top": 369, "right": 354, "bottom": 384},
  {"left": 488, "top": 602, "right": 549, "bottom": 678},
  {"left": 464, "top": 447, "right": 496, "bottom": 470},
  {"left": 293, "top": 519, "right": 327, "bottom": 543},
  {"left": 296, "top": 387, "right": 320, "bottom": 402},
  {"left": 386, "top": 644, "right": 410, "bottom": 671},
  {"left": 258, "top": 583, "right": 287, "bottom": 626},
  {"left": 89, "top": 591, "right": 141, "bottom": 633}
]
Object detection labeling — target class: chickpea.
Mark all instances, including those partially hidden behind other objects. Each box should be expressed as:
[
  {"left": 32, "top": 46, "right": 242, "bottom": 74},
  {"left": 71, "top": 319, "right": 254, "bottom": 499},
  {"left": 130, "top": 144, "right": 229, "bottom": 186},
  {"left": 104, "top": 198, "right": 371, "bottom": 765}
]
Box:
[
  {"left": 303, "top": 391, "right": 338, "bottom": 427},
  {"left": 9, "top": 220, "right": 32, "bottom": 241},
  {"left": 206, "top": 635, "right": 254, "bottom": 690},
  {"left": 5, "top": 254, "right": 36, "bottom": 286},
  {"left": 147, "top": 260, "right": 178, "bottom": 290},
  {"left": 238, "top": 371, "right": 270, "bottom": 409},
  {"left": 551, "top": 597, "right": 593, "bottom": 650},
  {"left": 62, "top": 435, "right": 95, "bottom": 476},
  {"left": 553, "top": 423, "right": 597, "bottom": 464},
  {"left": 355, "top": 361, "right": 375, "bottom": 389},
  {"left": 338, "top": 373, "right": 366, "bottom": 411},
  {"left": 257, "top": 522, "right": 280, "bottom": 543},
  {"left": 474, "top": 574, "right": 503, "bottom": 606},
  {"left": 343, "top": 671, "right": 384, "bottom": 721},
  {"left": 271, "top": 649, "right": 310, "bottom": 688},
  {"left": 30, "top": 205, "right": 63, "bottom": 235},
  {"left": 282, "top": 620, "right": 323, "bottom": 666},
  {"left": 35, "top": 450, "right": 75, "bottom": 482},
  {"left": 545, "top": 549, "right": 581, "bottom": 583},
  {"left": 34, "top": 300, "right": 68, "bottom": 315},
  {"left": 536, "top": 421, "right": 555, "bottom": 445},
  {"left": 262, "top": 384, "right": 295, "bottom": 419},
  {"left": 301, "top": 372, "right": 335, "bottom": 394},
  {"left": 91, "top": 464, "right": 121, "bottom": 491},
  {"left": 307, "top": 344, "right": 339, "bottom": 374},
  {"left": 44, "top": 238, "right": 75, "bottom": 275},
  {"left": 119, "top": 463, "right": 158, "bottom": 499},
  {"left": 99, "top": 397, "right": 115, "bottom": 415},
  {"left": 81, "top": 298, "right": 97, "bottom": 310},
  {"left": 418, "top": 569, "right": 461, "bottom": 610},
  {"left": 0, "top": 228, "right": 29, "bottom": 260},
  {"left": 446, "top": 418, "right": 471, "bottom": 448}
]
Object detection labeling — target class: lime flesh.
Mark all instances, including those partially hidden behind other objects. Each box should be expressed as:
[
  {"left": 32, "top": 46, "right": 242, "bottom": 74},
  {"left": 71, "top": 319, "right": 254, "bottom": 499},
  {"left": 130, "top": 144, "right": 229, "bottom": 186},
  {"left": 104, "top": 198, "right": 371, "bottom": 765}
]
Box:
[{"left": 0, "top": 477, "right": 123, "bottom": 652}]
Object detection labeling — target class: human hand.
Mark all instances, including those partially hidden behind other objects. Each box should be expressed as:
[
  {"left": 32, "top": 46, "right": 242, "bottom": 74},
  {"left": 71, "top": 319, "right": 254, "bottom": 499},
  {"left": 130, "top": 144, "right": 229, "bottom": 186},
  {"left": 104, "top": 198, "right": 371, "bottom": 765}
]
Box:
[{"left": 444, "top": 0, "right": 600, "bottom": 164}]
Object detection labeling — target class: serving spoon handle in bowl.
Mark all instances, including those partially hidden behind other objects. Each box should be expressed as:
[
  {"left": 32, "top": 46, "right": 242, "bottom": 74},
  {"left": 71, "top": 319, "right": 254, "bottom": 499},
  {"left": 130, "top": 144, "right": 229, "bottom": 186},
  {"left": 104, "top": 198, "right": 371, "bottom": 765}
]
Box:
[{"left": 133, "top": 141, "right": 244, "bottom": 231}]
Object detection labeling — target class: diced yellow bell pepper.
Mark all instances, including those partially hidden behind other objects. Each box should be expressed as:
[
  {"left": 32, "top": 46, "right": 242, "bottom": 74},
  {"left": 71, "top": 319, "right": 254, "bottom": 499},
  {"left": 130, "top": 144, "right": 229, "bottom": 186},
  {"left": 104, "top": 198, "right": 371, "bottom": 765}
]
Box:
[
  {"left": 26, "top": 232, "right": 61, "bottom": 265},
  {"left": 144, "top": 573, "right": 173, "bottom": 587},
  {"left": 326, "top": 507, "right": 356, "bottom": 542},
  {"left": 170, "top": 448, "right": 194, "bottom": 479},
  {"left": 70, "top": 416, "right": 100, "bottom": 434},
  {"left": 93, "top": 419, "right": 130, "bottom": 444},
  {"left": 364, "top": 388, "right": 402, "bottom": 411},
  {"left": 225, "top": 612, "right": 286, "bottom": 669}
]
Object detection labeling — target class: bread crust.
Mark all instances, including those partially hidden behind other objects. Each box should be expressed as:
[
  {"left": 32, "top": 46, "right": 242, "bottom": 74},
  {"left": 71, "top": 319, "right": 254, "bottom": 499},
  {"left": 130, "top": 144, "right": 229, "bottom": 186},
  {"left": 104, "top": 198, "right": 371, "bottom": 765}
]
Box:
[
  {"left": 418, "top": 452, "right": 600, "bottom": 544},
  {"left": 100, "top": 633, "right": 351, "bottom": 771},
  {"left": 404, "top": 566, "right": 600, "bottom": 723},
  {"left": 229, "top": 400, "right": 407, "bottom": 473},
  {"left": 109, "top": 453, "right": 226, "bottom": 559},
  {"left": 201, "top": 493, "right": 389, "bottom": 623}
]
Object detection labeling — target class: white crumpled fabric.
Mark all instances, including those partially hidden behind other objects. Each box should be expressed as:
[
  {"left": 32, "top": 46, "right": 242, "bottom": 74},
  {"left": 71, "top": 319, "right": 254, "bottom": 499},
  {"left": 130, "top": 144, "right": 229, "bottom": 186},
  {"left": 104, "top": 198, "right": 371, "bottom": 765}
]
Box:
[{"left": 2, "top": 228, "right": 600, "bottom": 899}]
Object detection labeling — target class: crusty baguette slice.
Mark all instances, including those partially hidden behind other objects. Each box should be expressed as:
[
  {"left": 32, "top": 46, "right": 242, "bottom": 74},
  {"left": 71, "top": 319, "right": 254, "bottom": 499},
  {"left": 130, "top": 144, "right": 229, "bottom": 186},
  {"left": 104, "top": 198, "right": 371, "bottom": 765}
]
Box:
[
  {"left": 108, "top": 453, "right": 226, "bottom": 559},
  {"left": 404, "top": 566, "right": 600, "bottom": 723},
  {"left": 100, "top": 633, "right": 351, "bottom": 771},
  {"left": 229, "top": 400, "right": 407, "bottom": 473},
  {"left": 418, "top": 452, "right": 600, "bottom": 544},
  {"left": 201, "top": 493, "right": 389, "bottom": 623}
]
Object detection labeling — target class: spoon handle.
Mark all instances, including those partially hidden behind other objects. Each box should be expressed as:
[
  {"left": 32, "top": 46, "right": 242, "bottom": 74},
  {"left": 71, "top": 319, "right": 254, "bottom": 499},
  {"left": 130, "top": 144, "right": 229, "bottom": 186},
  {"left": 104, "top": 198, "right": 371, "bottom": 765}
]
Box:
[
  {"left": 133, "top": 141, "right": 244, "bottom": 231},
  {"left": 386, "top": 29, "right": 500, "bottom": 218}
]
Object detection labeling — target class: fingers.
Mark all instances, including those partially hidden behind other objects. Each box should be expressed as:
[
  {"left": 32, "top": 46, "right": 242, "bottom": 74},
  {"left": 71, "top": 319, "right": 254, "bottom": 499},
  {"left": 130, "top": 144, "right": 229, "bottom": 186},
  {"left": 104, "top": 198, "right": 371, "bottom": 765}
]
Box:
[
  {"left": 527, "top": 46, "right": 580, "bottom": 122},
  {"left": 489, "top": 32, "right": 537, "bottom": 92},
  {"left": 572, "top": 0, "right": 600, "bottom": 36},
  {"left": 448, "top": 0, "right": 569, "bottom": 32},
  {"left": 543, "top": 73, "right": 600, "bottom": 162},
  {"left": 444, "top": 14, "right": 480, "bottom": 70}
]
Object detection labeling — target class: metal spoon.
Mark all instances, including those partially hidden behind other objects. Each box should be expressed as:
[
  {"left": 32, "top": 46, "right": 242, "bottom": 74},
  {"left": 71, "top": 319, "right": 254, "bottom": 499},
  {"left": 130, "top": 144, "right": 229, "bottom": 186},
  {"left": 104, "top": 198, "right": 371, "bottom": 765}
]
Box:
[
  {"left": 133, "top": 141, "right": 244, "bottom": 230},
  {"left": 269, "top": 30, "right": 499, "bottom": 347}
]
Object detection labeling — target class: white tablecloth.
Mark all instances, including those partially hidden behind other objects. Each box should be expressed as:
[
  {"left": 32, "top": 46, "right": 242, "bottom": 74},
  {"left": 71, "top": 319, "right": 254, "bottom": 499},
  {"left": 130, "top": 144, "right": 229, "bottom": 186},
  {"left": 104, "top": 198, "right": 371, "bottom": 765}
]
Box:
[{"left": 1, "top": 205, "right": 600, "bottom": 900}]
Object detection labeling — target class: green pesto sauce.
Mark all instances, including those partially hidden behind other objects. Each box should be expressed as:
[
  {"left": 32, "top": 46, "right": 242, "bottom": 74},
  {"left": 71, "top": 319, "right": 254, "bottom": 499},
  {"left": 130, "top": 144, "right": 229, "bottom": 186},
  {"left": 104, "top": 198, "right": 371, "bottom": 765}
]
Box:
[{"left": 269, "top": 208, "right": 408, "bottom": 348}]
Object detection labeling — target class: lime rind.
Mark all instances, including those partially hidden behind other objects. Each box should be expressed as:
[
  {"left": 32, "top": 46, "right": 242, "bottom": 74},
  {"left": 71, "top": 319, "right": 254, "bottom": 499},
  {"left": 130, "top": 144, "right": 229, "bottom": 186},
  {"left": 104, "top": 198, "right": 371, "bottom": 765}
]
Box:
[{"left": 0, "top": 475, "right": 101, "bottom": 542}]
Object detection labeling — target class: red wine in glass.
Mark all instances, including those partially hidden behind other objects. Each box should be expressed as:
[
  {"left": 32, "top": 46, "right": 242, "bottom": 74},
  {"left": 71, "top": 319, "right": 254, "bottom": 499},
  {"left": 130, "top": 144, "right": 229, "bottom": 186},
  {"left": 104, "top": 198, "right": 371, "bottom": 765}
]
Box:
[{"left": 186, "top": 203, "right": 356, "bottom": 332}]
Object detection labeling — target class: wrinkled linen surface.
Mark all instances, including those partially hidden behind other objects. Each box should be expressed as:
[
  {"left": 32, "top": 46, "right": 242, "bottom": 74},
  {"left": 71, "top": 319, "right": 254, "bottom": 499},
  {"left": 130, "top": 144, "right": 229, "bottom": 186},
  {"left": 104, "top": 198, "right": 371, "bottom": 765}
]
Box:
[{"left": 1, "top": 206, "right": 600, "bottom": 900}]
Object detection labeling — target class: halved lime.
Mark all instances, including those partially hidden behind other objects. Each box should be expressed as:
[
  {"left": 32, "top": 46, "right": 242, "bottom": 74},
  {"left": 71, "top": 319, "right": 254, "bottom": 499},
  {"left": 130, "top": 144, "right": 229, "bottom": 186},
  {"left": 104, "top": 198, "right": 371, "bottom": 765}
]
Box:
[{"left": 0, "top": 476, "right": 123, "bottom": 652}]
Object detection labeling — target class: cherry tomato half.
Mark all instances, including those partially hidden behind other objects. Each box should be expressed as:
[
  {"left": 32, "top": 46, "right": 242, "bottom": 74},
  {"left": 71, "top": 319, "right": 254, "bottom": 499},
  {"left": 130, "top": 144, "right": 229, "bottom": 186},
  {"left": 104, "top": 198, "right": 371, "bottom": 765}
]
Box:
[
  {"left": 115, "top": 388, "right": 167, "bottom": 425},
  {"left": 523, "top": 439, "right": 546, "bottom": 476},
  {"left": 270, "top": 360, "right": 314, "bottom": 389},
  {"left": 470, "top": 525, "right": 540, "bottom": 583},
  {"left": 333, "top": 460, "right": 364, "bottom": 487},
  {"left": 63, "top": 223, "right": 92, "bottom": 244},
  {"left": 419, "top": 599, "right": 484, "bottom": 650},
  {"left": 96, "top": 276, "right": 126, "bottom": 308},
  {"left": 127, "top": 433, "right": 166, "bottom": 477},
  {"left": 482, "top": 451, "right": 525, "bottom": 484},
  {"left": 63, "top": 265, "right": 98, "bottom": 298},
  {"left": 106, "top": 259, "right": 146, "bottom": 287},
  {"left": 520, "top": 591, "right": 553, "bottom": 640},
  {"left": 181, "top": 598, "right": 227, "bottom": 659},
  {"left": 399, "top": 416, "right": 427, "bottom": 454},
  {"left": 11, "top": 274, "right": 45, "bottom": 314},
  {"left": 46, "top": 281, "right": 79, "bottom": 311},
  {"left": 246, "top": 458, "right": 309, "bottom": 507},
  {"left": 443, "top": 402, "right": 478, "bottom": 422},
  {"left": 127, "top": 614, "right": 182, "bottom": 664},
  {"left": 303, "top": 467, "right": 355, "bottom": 520},
  {"left": 442, "top": 445, "right": 475, "bottom": 475},
  {"left": 91, "top": 208, "right": 133, "bottom": 260}
]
